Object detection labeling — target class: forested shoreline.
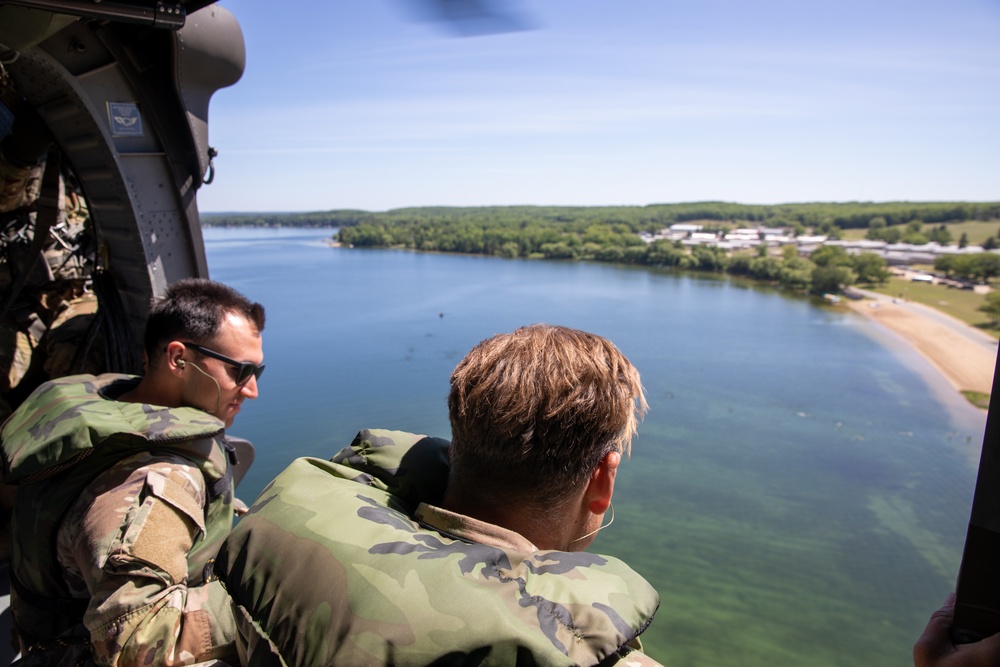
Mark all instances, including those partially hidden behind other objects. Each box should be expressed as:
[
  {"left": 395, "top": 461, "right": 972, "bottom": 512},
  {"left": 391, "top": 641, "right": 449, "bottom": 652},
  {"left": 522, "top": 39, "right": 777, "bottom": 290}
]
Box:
[
  {"left": 203, "top": 201, "right": 1000, "bottom": 232},
  {"left": 203, "top": 201, "right": 1000, "bottom": 296}
]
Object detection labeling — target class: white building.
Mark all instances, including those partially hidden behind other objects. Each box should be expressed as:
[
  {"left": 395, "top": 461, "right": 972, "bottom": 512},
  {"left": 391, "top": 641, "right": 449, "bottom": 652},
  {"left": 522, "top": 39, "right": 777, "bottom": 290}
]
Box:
[
  {"left": 669, "top": 223, "right": 704, "bottom": 233},
  {"left": 640, "top": 225, "right": 999, "bottom": 265}
]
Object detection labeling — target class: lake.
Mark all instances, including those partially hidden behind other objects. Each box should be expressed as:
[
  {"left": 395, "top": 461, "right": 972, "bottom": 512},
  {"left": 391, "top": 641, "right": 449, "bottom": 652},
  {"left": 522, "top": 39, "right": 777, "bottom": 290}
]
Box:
[{"left": 206, "top": 226, "right": 986, "bottom": 667}]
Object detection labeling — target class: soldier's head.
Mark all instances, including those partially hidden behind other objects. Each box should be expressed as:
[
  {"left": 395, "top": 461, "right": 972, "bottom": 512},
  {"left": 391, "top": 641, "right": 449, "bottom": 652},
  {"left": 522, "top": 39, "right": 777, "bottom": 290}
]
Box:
[
  {"left": 142, "top": 279, "right": 265, "bottom": 427},
  {"left": 447, "top": 324, "right": 646, "bottom": 547}
]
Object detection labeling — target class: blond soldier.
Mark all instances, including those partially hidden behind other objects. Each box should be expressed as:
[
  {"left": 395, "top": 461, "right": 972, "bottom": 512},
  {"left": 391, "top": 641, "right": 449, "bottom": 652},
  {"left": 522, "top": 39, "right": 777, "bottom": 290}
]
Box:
[
  {"left": 219, "top": 324, "right": 665, "bottom": 666},
  {"left": 1, "top": 279, "right": 265, "bottom": 666}
]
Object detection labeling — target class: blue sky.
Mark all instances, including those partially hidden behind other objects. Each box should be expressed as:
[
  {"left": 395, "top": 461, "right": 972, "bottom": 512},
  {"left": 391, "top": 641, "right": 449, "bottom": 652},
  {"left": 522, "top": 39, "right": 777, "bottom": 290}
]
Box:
[{"left": 198, "top": 0, "right": 1000, "bottom": 213}]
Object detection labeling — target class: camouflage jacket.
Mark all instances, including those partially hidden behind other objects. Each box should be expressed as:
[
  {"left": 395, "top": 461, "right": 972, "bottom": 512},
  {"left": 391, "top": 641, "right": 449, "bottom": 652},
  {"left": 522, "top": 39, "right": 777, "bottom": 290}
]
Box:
[
  {"left": 0, "top": 373, "right": 240, "bottom": 666},
  {"left": 217, "top": 428, "right": 662, "bottom": 666}
]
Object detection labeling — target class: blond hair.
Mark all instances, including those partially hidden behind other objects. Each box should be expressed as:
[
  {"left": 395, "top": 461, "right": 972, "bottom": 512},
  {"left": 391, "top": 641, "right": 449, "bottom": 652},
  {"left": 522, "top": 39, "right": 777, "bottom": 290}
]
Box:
[{"left": 448, "top": 324, "right": 647, "bottom": 507}]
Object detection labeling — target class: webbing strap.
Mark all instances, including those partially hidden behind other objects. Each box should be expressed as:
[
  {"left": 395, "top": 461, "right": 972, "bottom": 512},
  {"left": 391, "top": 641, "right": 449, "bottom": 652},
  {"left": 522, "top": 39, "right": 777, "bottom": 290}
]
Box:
[{"left": 208, "top": 438, "right": 237, "bottom": 501}]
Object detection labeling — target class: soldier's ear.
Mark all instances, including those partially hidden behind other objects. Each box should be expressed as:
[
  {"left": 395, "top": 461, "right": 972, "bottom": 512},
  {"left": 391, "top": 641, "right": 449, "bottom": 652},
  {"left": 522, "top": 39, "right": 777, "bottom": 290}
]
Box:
[
  {"left": 586, "top": 450, "right": 619, "bottom": 515},
  {"left": 165, "top": 341, "right": 187, "bottom": 373}
]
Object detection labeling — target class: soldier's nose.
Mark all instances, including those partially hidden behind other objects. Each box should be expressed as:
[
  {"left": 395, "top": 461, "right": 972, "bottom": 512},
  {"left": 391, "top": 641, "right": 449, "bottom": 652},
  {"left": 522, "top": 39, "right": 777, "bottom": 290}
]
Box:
[{"left": 240, "top": 375, "right": 259, "bottom": 399}]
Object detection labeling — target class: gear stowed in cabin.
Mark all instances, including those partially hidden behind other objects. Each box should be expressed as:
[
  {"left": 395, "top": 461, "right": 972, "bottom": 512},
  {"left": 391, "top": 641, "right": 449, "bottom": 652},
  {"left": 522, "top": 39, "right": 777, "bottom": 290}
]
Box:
[{"left": 0, "top": 106, "right": 102, "bottom": 424}]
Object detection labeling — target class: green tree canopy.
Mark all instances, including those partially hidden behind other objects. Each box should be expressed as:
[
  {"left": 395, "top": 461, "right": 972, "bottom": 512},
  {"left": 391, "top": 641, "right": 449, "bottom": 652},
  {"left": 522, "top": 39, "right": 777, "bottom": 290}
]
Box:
[
  {"left": 928, "top": 225, "right": 952, "bottom": 245},
  {"left": 810, "top": 245, "right": 853, "bottom": 268},
  {"left": 811, "top": 265, "right": 857, "bottom": 294},
  {"left": 852, "top": 253, "right": 890, "bottom": 284},
  {"left": 979, "top": 291, "right": 1000, "bottom": 326}
]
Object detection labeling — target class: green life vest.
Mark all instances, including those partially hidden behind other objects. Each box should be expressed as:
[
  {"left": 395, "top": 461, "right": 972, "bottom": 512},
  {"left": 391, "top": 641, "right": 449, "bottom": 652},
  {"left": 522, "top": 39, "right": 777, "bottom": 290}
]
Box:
[
  {"left": 0, "top": 373, "right": 236, "bottom": 644},
  {"left": 217, "top": 428, "right": 660, "bottom": 667}
]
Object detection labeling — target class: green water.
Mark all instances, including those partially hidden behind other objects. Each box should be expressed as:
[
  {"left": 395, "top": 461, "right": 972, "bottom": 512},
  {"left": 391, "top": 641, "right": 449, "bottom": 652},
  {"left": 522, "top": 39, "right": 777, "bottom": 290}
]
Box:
[{"left": 206, "top": 227, "right": 985, "bottom": 666}]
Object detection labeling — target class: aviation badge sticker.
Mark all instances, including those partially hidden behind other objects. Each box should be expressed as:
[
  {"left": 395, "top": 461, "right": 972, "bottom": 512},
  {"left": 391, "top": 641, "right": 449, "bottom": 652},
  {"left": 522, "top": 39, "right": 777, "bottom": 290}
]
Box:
[{"left": 107, "top": 102, "right": 144, "bottom": 137}]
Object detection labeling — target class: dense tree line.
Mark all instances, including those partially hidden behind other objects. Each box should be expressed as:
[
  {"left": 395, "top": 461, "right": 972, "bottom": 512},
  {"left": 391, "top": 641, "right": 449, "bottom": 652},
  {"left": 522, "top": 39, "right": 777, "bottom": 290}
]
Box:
[
  {"left": 866, "top": 220, "right": 955, "bottom": 244},
  {"left": 352, "top": 226, "right": 889, "bottom": 294},
  {"left": 933, "top": 254, "right": 1000, "bottom": 282},
  {"left": 201, "top": 210, "right": 371, "bottom": 227}
]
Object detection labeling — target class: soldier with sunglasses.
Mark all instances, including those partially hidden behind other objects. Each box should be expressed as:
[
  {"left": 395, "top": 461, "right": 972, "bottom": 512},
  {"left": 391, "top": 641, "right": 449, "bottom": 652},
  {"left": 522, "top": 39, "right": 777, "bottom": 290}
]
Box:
[{"left": 1, "top": 278, "right": 264, "bottom": 666}]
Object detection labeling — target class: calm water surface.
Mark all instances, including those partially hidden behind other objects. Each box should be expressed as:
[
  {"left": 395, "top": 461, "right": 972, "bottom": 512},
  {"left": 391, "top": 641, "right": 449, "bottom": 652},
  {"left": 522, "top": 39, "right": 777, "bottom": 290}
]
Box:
[{"left": 206, "top": 227, "right": 986, "bottom": 667}]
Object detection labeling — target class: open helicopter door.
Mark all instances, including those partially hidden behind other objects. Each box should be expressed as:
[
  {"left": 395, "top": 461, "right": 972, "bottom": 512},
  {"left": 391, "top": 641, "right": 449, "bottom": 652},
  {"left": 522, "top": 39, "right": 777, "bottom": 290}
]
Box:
[{"left": 0, "top": 1, "right": 244, "bottom": 353}]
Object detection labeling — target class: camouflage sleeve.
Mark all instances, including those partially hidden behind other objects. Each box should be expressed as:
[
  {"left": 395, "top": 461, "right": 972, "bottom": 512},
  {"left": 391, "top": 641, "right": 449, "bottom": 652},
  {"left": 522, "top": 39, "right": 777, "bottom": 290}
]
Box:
[{"left": 59, "top": 454, "right": 237, "bottom": 666}]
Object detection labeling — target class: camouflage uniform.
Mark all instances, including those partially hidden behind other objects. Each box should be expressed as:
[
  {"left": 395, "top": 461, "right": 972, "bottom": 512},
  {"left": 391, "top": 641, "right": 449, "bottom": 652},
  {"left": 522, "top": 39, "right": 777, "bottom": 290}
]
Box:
[
  {"left": 217, "top": 429, "right": 664, "bottom": 667},
  {"left": 0, "top": 373, "right": 240, "bottom": 666}
]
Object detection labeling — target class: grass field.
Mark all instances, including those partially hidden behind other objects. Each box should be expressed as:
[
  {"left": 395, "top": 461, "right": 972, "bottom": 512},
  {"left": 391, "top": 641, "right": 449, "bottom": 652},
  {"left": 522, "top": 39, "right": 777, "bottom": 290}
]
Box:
[
  {"left": 861, "top": 276, "right": 999, "bottom": 338},
  {"left": 944, "top": 221, "right": 1000, "bottom": 245},
  {"left": 838, "top": 220, "right": 1000, "bottom": 244}
]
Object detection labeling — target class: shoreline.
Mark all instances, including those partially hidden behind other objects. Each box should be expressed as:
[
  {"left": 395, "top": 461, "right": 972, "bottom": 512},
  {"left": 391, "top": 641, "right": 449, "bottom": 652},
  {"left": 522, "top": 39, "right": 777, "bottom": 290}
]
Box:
[{"left": 844, "top": 293, "right": 997, "bottom": 404}]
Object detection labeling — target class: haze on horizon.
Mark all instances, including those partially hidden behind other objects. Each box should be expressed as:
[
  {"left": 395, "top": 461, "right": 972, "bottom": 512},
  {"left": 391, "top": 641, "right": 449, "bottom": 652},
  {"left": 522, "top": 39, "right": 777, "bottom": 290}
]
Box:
[{"left": 199, "top": 0, "right": 1000, "bottom": 214}]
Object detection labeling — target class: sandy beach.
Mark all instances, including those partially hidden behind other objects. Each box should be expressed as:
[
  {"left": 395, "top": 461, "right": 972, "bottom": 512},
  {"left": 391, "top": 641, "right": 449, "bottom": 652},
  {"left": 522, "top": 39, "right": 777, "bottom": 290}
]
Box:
[{"left": 845, "top": 292, "right": 997, "bottom": 399}]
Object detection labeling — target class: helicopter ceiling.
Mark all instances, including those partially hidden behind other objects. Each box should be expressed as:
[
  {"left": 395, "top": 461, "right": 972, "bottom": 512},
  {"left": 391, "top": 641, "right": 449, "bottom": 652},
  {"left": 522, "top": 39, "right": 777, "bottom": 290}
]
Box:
[
  {"left": 0, "top": 0, "right": 216, "bottom": 30},
  {"left": 0, "top": 0, "right": 530, "bottom": 34}
]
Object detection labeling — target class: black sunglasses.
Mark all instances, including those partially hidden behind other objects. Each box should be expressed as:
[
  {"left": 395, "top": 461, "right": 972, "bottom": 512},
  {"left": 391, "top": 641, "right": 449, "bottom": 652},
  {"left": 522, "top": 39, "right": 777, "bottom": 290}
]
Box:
[{"left": 182, "top": 342, "right": 265, "bottom": 386}]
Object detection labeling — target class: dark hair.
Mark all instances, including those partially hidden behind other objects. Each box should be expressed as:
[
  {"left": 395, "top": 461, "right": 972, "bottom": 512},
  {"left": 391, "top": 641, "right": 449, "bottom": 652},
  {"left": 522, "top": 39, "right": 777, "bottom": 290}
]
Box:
[
  {"left": 144, "top": 278, "right": 265, "bottom": 365},
  {"left": 448, "top": 324, "right": 646, "bottom": 508}
]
